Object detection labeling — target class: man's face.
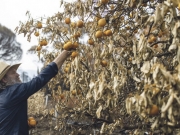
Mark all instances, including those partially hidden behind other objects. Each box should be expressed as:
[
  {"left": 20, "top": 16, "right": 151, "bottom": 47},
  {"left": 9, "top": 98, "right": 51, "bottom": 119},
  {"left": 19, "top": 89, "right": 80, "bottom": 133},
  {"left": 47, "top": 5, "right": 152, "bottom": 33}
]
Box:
[{"left": 2, "top": 67, "right": 21, "bottom": 85}]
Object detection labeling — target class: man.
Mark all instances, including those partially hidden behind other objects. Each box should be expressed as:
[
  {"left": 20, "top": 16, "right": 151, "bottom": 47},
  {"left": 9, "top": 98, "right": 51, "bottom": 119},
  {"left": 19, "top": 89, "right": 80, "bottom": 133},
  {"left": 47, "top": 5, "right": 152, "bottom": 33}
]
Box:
[{"left": 0, "top": 50, "right": 71, "bottom": 135}]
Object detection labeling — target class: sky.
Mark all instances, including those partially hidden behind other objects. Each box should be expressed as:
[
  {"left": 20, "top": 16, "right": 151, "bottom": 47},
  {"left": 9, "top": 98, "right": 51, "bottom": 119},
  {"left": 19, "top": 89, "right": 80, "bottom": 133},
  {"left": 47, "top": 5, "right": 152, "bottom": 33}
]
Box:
[{"left": 0, "top": 0, "right": 71, "bottom": 79}]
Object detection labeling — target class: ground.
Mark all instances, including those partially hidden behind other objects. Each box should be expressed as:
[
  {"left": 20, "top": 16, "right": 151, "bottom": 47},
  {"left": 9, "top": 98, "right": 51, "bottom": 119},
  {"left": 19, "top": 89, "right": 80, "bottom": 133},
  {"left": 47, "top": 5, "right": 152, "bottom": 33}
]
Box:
[{"left": 28, "top": 91, "right": 60, "bottom": 135}]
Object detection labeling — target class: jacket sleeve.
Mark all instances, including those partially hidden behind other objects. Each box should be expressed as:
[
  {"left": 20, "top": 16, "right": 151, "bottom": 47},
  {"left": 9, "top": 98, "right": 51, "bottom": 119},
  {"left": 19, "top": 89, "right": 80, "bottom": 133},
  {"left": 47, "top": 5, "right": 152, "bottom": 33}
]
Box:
[{"left": 16, "top": 62, "right": 58, "bottom": 99}]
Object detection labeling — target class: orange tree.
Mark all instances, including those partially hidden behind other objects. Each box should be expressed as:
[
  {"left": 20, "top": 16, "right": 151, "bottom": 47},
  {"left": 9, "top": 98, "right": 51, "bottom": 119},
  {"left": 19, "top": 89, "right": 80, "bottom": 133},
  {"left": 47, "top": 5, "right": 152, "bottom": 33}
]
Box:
[{"left": 16, "top": 0, "right": 180, "bottom": 134}]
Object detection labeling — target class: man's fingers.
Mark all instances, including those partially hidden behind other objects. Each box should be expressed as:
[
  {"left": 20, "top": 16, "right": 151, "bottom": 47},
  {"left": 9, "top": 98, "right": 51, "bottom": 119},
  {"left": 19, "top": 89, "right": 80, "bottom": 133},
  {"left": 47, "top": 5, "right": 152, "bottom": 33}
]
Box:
[
  {"left": 67, "top": 49, "right": 76, "bottom": 56},
  {"left": 67, "top": 51, "right": 72, "bottom": 55}
]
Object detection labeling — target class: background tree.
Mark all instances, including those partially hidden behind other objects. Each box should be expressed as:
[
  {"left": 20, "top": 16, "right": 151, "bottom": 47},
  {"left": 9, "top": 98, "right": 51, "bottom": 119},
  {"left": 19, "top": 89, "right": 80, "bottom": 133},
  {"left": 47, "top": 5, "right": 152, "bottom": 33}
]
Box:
[
  {"left": 0, "top": 24, "right": 22, "bottom": 61},
  {"left": 17, "top": 0, "right": 180, "bottom": 134}
]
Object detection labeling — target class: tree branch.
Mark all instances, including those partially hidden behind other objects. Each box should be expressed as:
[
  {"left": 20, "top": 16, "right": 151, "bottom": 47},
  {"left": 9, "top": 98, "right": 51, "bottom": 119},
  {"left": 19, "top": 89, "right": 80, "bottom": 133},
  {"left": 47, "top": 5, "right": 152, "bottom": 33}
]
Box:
[
  {"left": 155, "top": 52, "right": 172, "bottom": 58},
  {"left": 150, "top": 40, "right": 169, "bottom": 47},
  {"left": 80, "top": 60, "right": 90, "bottom": 72}
]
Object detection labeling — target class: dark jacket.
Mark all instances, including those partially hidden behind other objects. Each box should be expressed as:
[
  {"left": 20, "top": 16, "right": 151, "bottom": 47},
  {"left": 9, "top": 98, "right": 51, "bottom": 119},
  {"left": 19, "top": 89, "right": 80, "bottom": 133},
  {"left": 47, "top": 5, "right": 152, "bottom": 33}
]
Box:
[{"left": 0, "top": 62, "right": 58, "bottom": 135}]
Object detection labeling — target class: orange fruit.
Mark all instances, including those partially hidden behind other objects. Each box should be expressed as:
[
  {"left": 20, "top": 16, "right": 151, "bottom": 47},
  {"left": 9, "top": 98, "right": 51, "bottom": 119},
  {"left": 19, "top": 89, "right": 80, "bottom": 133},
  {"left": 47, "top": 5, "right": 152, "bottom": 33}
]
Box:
[
  {"left": 77, "top": 90, "right": 81, "bottom": 95},
  {"left": 28, "top": 117, "right": 35, "bottom": 121},
  {"left": 149, "top": 104, "right": 159, "bottom": 116},
  {"left": 65, "top": 18, "right": 71, "bottom": 24},
  {"left": 95, "top": 16, "right": 101, "bottom": 21},
  {"left": 59, "top": 94, "right": 65, "bottom": 99},
  {"left": 63, "top": 44, "right": 69, "bottom": 50},
  {"left": 88, "top": 39, "right": 94, "bottom": 45},
  {"left": 95, "top": 13, "right": 101, "bottom": 20},
  {"left": 42, "top": 39, "right": 48, "bottom": 46},
  {"left": 71, "top": 90, "right": 76, "bottom": 96},
  {"left": 148, "top": 35, "right": 157, "bottom": 43},
  {"left": 104, "top": 30, "right": 112, "bottom": 36},
  {"left": 77, "top": 20, "right": 84, "bottom": 28},
  {"left": 147, "top": 39, "right": 153, "bottom": 43},
  {"left": 36, "top": 46, "right": 42, "bottom": 51},
  {"left": 71, "top": 51, "right": 78, "bottom": 58},
  {"left": 29, "top": 119, "right": 37, "bottom": 127},
  {"left": 63, "top": 41, "right": 73, "bottom": 50},
  {"left": 72, "top": 42, "right": 79, "bottom": 49},
  {"left": 34, "top": 31, "right": 39, "bottom": 37},
  {"left": 39, "top": 39, "right": 48, "bottom": 46},
  {"left": 39, "top": 41, "right": 44, "bottom": 46},
  {"left": 153, "top": 44, "right": 158, "bottom": 48},
  {"left": 74, "top": 35, "right": 78, "bottom": 39},
  {"left": 77, "top": 4, "right": 80, "bottom": 9},
  {"left": 74, "top": 31, "right": 81, "bottom": 39},
  {"left": 151, "top": 36, "right": 157, "bottom": 42},
  {"left": 98, "top": 18, "right": 106, "bottom": 27},
  {"left": 129, "top": 58, "right": 132, "bottom": 61},
  {"left": 36, "top": 22, "right": 42, "bottom": 29},
  {"left": 178, "top": 3, "right": 180, "bottom": 10},
  {"left": 152, "top": 88, "right": 160, "bottom": 95},
  {"left": 110, "top": 5, "right": 115, "bottom": 10},
  {"left": 101, "top": 60, "right": 107, "bottom": 67},
  {"left": 64, "top": 67, "right": 69, "bottom": 73},
  {"left": 66, "top": 41, "right": 73, "bottom": 46},
  {"left": 101, "top": 0, "right": 109, "bottom": 4},
  {"left": 95, "top": 30, "right": 103, "bottom": 38}
]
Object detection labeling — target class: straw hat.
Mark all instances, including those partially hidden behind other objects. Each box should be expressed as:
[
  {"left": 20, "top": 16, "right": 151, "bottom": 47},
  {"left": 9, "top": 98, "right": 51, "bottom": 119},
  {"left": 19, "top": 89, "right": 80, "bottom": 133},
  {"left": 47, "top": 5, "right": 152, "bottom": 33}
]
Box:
[{"left": 0, "top": 61, "right": 21, "bottom": 81}]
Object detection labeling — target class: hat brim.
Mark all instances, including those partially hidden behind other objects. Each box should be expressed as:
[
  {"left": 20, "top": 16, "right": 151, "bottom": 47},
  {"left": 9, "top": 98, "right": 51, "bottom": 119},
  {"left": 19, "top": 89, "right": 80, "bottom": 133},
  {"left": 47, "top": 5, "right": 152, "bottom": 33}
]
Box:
[
  {"left": 11, "top": 63, "right": 21, "bottom": 71},
  {"left": 0, "top": 63, "right": 21, "bottom": 81}
]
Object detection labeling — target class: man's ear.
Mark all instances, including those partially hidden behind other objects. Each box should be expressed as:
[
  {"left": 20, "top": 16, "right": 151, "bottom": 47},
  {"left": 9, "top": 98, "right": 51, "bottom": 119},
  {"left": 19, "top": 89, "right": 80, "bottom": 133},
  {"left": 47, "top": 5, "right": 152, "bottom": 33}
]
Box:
[{"left": 1, "top": 77, "right": 7, "bottom": 83}]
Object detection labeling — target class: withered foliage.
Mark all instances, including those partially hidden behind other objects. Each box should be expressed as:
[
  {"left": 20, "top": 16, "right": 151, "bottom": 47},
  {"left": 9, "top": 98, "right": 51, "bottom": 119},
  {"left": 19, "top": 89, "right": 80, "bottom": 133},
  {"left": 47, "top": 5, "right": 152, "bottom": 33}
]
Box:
[{"left": 17, "top": 0, "right": 180, "bottom": 134}]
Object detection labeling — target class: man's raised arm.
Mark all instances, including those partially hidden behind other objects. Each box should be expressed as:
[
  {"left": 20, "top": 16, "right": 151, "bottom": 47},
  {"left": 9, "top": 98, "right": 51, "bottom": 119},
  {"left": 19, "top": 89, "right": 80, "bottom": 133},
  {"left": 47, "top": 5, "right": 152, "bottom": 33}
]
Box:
[{"left": 53, "top": 50, "right": 71, "bottom": 69}]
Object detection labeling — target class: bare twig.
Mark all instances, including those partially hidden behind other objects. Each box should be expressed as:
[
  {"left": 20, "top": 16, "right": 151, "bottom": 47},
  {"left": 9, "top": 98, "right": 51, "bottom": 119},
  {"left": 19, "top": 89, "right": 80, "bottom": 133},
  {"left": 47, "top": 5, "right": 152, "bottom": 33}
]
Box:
[
  {"left": 80, "top": 60, "right": 90, "bottom": 72},
  {"left": 155, "top": 52, "right": 172, "bottom": 58},
  {"left": 150, "top": 40, "right": 169, "bottom": 47}
]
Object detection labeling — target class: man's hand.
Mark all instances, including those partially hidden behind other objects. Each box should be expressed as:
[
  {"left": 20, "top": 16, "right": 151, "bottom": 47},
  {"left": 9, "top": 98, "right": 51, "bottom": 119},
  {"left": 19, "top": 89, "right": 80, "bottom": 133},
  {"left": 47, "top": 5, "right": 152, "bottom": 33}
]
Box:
[{"left": 53, "top": 50, "right": 72, "bottom": 69}]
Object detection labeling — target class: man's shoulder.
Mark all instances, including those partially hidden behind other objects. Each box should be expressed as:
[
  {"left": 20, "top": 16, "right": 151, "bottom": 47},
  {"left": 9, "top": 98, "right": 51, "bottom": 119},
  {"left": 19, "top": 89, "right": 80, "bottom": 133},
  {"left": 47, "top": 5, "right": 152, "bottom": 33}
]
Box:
[
  {"left": 0, "top": 83, "right": 25, "bottom": 105},
  {"left": 6, "top": 83, "right": 23, "bottom": 90},
  {"left": 0, "top": 83, "right": 23, "bottom": 96}
]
